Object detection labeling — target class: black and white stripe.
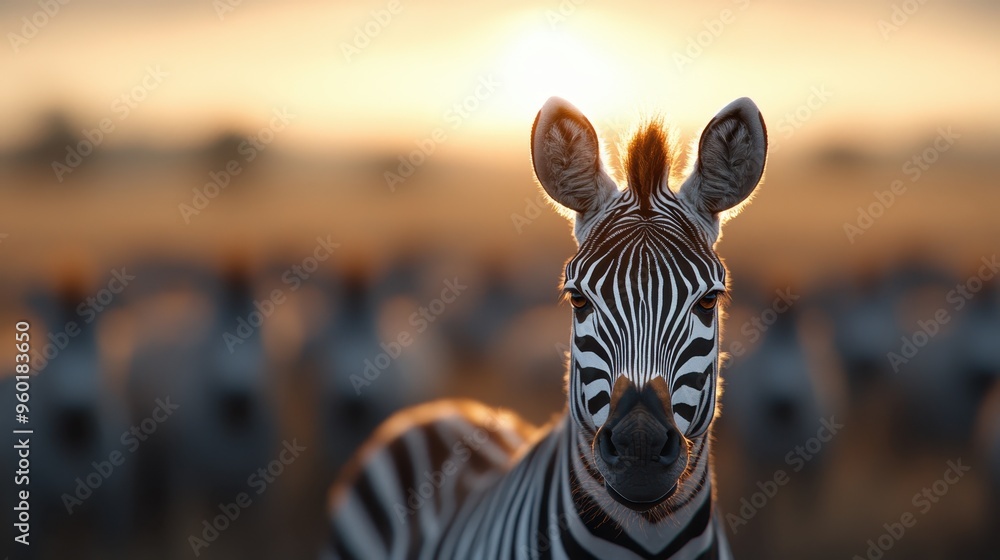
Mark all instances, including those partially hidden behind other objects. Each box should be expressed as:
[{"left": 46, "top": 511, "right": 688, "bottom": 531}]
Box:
[{"left": 564, "top": 195, "right": 726, "bottom": 438}]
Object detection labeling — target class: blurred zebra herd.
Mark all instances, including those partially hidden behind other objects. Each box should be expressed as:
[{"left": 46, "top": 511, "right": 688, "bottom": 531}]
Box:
[{"left": 2, "top": 249, "right": 999, "bottom": 559}]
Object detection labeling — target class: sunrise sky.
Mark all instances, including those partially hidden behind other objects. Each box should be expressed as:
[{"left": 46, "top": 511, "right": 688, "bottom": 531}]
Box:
[{"left": 1, "top": 0, "right": 999, "bottom": 155}]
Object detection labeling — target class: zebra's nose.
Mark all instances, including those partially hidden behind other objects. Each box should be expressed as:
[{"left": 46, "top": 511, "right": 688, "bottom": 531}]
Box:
[
  {"left": 597, "top": 376, "right": 682, "bottom": 469},
  {"left": 595, "top": 379, "right": 686, "bottom": 510},
  {"left": 597, "top": 407, "right": 681, "bottom": 467}
]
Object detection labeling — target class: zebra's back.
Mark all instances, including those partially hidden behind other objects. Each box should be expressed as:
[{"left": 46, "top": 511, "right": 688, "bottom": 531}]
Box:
[{"left": 325, "top": 399, "right": 538, "bottom": 559}]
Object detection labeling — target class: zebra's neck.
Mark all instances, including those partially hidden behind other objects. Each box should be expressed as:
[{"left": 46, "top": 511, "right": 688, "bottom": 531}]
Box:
[
  {"left": 433, "top": 410, "right": 725, "bottom": 559},
  {"left": 560, "top": 414, "right": 721, "bottom": 557}
]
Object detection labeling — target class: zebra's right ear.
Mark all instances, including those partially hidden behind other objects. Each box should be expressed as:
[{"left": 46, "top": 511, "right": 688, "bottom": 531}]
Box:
[{"left": 531, "top": 97, "right": 617, "bottom": 229}]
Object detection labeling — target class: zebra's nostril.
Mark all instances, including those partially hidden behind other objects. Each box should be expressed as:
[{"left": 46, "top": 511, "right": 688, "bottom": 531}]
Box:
[
  {"left": 598, "top": 428, "right": 619, "bottom": 464},
  {"left": 658, "top": 430, "right": 680, "bottom": 464}
]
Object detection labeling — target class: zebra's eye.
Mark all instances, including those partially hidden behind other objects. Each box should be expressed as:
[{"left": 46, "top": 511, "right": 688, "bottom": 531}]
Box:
[
  {"left": 568, "top": 290, "right": 590, "bottom": 310},
  {"left": 696, "top": 292, "right": 719, "bottom": 312}
]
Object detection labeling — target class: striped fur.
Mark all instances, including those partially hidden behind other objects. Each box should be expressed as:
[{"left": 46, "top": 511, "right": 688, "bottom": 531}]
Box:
[
  {"left": 564, "top": 193, "right": 725, "bottom": 438},
  {"left": 325, "top": 97, "right": 767, "bottom": 559}
]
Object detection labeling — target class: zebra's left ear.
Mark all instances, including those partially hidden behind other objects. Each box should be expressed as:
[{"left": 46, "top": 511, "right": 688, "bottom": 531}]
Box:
[{"left": 678, "top": 97, "right": 767, "bottom": 234}]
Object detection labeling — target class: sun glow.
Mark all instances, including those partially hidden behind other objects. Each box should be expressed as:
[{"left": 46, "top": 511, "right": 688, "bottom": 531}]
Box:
[{"left": 495, "top": 23, "right": 629, "bottom": 130}]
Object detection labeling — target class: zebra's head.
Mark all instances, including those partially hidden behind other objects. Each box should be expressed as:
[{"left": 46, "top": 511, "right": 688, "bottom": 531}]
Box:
[{"left": 531, "top": 97, "right": 767, "bottom": 511}]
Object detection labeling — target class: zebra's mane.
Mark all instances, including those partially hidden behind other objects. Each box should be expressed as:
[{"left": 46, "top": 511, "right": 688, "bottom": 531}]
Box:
[{"left": 619, "top": 119, "right": 682, "bottom": 213}]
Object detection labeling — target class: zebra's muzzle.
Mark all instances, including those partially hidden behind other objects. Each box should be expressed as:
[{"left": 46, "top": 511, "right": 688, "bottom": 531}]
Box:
[{"left": 593, "top": 377, "right": 688, "bottom": 511}]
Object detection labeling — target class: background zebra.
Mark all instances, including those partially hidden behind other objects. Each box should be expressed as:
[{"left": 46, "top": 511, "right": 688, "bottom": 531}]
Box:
[{"left": 324, "top": 94, "right": 768, "bottom": 560}]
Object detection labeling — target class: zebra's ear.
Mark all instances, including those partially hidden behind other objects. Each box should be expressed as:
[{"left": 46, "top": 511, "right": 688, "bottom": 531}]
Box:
[
  {"left": 679, "top": 97, "right": 767, "bottom": 229},
  {"left": 531, "top": 97, "right": 617, "bottom": 226}
]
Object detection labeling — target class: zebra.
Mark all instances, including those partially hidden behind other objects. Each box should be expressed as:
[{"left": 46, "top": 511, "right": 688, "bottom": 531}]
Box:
[{"left": 325, "top": 95, "right": 769, "bottom": 559}]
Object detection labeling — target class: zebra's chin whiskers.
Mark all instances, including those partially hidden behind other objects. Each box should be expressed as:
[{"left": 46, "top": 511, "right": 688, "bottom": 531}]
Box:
[{"left": 569, "top": 418, "right": 712, "bottom": 528}]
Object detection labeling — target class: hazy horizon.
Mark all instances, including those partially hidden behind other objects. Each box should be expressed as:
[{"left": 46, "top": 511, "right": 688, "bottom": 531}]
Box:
[{"left": 2, "top": 0, "right": 999, "bottom": 156}]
